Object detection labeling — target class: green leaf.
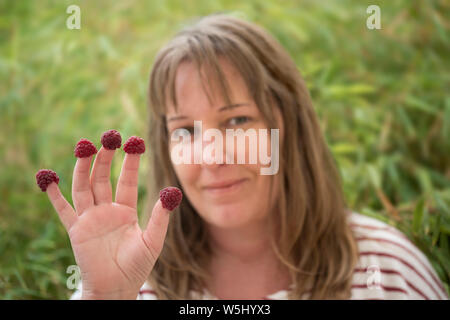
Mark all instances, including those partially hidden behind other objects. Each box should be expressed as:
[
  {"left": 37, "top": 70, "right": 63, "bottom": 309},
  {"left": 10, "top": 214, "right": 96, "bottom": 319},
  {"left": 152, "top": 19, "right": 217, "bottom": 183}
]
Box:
[
  {"left": 404, "top": 96, "right": 438, "bottom": 115},
  {"left": 413, "top": 198, "right": 425, "bottom": 235},
  {"left": 432, "top": 214, "right": 441, "bottom": 246},
  {"left": 367, "top": 164, "right": 381, "bottom": 189},
  {"left": 331, "top": 143, "right": 357, "bottom": 155}
]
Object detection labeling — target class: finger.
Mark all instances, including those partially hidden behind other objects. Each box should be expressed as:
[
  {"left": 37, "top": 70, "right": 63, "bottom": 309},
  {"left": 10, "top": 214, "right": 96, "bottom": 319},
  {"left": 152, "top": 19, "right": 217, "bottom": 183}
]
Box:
[
  {"left": 72, "top": 156, "right": 95, "bottom": 214},
  {"left": 90, "top": 146, "right": 115, "bottom": 205},
  {"left": 115, "top": 153, "right": 140, "bottom": 209},
  {"left": 46, "top": 182, "right": 77, "bottom": 231},
  {"left": 142, "top": 199, "right": 171, "bottom": 261}
]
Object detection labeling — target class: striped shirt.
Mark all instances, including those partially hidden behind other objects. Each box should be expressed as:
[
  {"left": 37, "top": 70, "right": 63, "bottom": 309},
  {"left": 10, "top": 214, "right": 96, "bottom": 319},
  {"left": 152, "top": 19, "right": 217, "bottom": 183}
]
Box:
[{"left": 70, "top": 212, "right": 449, "bottom": 300}]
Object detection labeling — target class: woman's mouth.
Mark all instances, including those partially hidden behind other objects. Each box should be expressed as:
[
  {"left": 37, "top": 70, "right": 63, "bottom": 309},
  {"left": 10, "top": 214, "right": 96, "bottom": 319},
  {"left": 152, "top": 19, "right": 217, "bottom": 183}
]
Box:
[{"left": 202, "top": 178, "right": 248, "bottom": 195}]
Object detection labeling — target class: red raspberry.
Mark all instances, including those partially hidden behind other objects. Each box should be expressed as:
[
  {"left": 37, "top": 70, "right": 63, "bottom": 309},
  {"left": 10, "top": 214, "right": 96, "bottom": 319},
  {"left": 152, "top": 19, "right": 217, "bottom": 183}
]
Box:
[
  {"left": 101, "top": 129, "right": 122, "bottom": 150},
  {"left": 74, "top": 138, "right": 98, "bottom": 158},
  {"left": 36, "top": 169, "right": 60, "bottom": 192},
  {"left": 159, "top": 187, "right": 183, "bottom": 211},
  {"left": 123, "top": 136, "right": 145, "bottom": 154}
]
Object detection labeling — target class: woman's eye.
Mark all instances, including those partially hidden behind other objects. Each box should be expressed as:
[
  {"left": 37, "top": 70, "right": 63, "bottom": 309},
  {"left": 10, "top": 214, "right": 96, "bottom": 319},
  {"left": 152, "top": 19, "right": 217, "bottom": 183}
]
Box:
[
  {"left": 228, "top": 116, "right": 250, "bottom": 126},
  {"left": 171, "top": 127, "right": 194, "bottom": 139}
]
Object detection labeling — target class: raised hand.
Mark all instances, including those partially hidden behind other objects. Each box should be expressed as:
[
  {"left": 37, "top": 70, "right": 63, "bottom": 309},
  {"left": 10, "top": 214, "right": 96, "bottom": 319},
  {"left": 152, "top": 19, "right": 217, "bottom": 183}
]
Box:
[{"left": 35, "top": 130, "right": 182, "bottom": 299}]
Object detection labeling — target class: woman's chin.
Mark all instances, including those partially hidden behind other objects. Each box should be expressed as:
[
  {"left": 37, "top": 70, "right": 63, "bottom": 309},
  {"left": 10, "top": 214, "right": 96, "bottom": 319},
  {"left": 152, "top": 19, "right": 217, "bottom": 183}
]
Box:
[{"left": 203, "top": 204, "right": 258, "bottom": 229}]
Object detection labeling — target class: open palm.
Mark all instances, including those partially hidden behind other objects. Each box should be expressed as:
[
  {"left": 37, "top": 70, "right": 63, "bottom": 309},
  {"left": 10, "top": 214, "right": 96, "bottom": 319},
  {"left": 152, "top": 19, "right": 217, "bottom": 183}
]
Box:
[{"left": 45, "top": 142, "right": 172, "bottom": 299}]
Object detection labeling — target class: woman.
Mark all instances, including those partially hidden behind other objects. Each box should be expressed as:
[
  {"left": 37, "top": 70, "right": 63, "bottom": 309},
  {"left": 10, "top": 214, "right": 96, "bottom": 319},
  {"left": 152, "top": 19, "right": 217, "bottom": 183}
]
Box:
[{"left": 41, "top": 13, "right": 448, "bottom": 300}]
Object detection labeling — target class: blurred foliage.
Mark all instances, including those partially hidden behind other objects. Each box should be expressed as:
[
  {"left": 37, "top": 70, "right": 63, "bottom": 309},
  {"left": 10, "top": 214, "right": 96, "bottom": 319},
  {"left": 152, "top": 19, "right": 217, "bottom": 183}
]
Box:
[{"left": 0, "top": 0, "right": 449, "bottom": 299}]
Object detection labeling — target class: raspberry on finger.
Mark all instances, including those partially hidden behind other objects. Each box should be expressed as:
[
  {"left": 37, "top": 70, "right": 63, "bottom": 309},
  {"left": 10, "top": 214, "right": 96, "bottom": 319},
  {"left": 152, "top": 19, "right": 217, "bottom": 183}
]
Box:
[
  {"left": 74, "top": 138, "right": 98, "bottom": 158},
  {"left": 101, "top": 129, "right": 122, "bottom": 150},
  {"left": 159, "top": 187, "right": 183, "bottom": 211},
  {"left": 123, "top": 136, "right": 145, "bottom": 154},
  {"left": 36, "top": 169, "right": 60, "bottom": 192}
]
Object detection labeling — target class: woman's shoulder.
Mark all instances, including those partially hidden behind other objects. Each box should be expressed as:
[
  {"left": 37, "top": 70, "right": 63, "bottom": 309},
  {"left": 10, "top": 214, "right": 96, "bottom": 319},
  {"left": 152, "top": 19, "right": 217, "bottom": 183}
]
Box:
[{"left": 346, "top": 211, "right": 448, "bottom": 300}]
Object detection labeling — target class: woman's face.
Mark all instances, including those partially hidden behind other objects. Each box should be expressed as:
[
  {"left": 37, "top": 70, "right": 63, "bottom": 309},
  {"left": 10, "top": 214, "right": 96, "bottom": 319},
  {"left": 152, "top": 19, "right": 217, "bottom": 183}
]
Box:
[{"left": 165, "top": 58, "right": 283, "bottom": 229}]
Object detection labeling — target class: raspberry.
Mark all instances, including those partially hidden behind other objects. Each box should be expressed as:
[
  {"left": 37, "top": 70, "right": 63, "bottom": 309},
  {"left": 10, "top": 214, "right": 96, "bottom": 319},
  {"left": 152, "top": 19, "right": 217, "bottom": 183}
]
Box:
[
  {"left": 123, "top": 136, "right": 145, "bottom": 154},
  {"left": 159, "top": 187, "right": 183, "bottom": 211},
  {"left": 74, "top": 138, "right": 98, "bottom": 158},
  {"left": 36, "top": 169, "right": 60, "bottom": 192},
  {"left": 101, "top": 129, "right": 122, "bottom": 150}
]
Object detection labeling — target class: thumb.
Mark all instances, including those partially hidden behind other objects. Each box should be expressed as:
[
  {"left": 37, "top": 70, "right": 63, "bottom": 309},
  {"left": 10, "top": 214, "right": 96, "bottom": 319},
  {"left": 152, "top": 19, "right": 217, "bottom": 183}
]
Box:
[{"left": 142, "top": 199, "right": 173, "bottom": 261}]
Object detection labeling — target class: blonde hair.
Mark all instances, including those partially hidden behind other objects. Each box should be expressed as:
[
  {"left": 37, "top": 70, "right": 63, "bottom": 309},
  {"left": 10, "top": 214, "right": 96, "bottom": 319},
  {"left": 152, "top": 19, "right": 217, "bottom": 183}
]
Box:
[{"left": 144, "top": 12, "right": 359, "bottom": 299}]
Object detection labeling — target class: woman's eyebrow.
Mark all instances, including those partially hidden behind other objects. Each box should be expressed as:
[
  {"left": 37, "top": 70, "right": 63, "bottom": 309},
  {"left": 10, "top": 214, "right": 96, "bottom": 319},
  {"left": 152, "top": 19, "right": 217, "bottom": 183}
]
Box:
[
  {"left": 167, "top": 115, "right": 188, "bottom": 123},
  {"left": 166, "top": 103, "right": 249, "bottom": 123},
  {"left": 218, "top": 103, "right": 249, "bottom": 112}
]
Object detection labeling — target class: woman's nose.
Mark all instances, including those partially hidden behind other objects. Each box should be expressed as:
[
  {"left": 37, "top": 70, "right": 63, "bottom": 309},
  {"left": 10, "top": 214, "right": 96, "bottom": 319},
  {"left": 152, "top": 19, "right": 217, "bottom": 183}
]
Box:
[
  {"left": 200, "top": 133, "right": 226, "bottom": 170},
  {"left": 199, "top": 126, "right": 235, "bottom": 170}
]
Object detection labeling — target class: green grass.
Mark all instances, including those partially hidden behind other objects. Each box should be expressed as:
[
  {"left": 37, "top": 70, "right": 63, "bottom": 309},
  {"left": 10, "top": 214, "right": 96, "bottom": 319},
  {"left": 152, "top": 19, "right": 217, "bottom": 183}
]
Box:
[{"left": 0, "top": 0, "right": 449, "bottom": 299}]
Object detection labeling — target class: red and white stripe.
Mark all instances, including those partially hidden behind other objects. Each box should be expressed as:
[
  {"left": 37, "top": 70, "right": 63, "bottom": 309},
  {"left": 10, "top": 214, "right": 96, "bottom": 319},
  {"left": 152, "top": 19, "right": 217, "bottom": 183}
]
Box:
[{"left": 349, "top": 212, "right": 448, "bottom": 300}]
